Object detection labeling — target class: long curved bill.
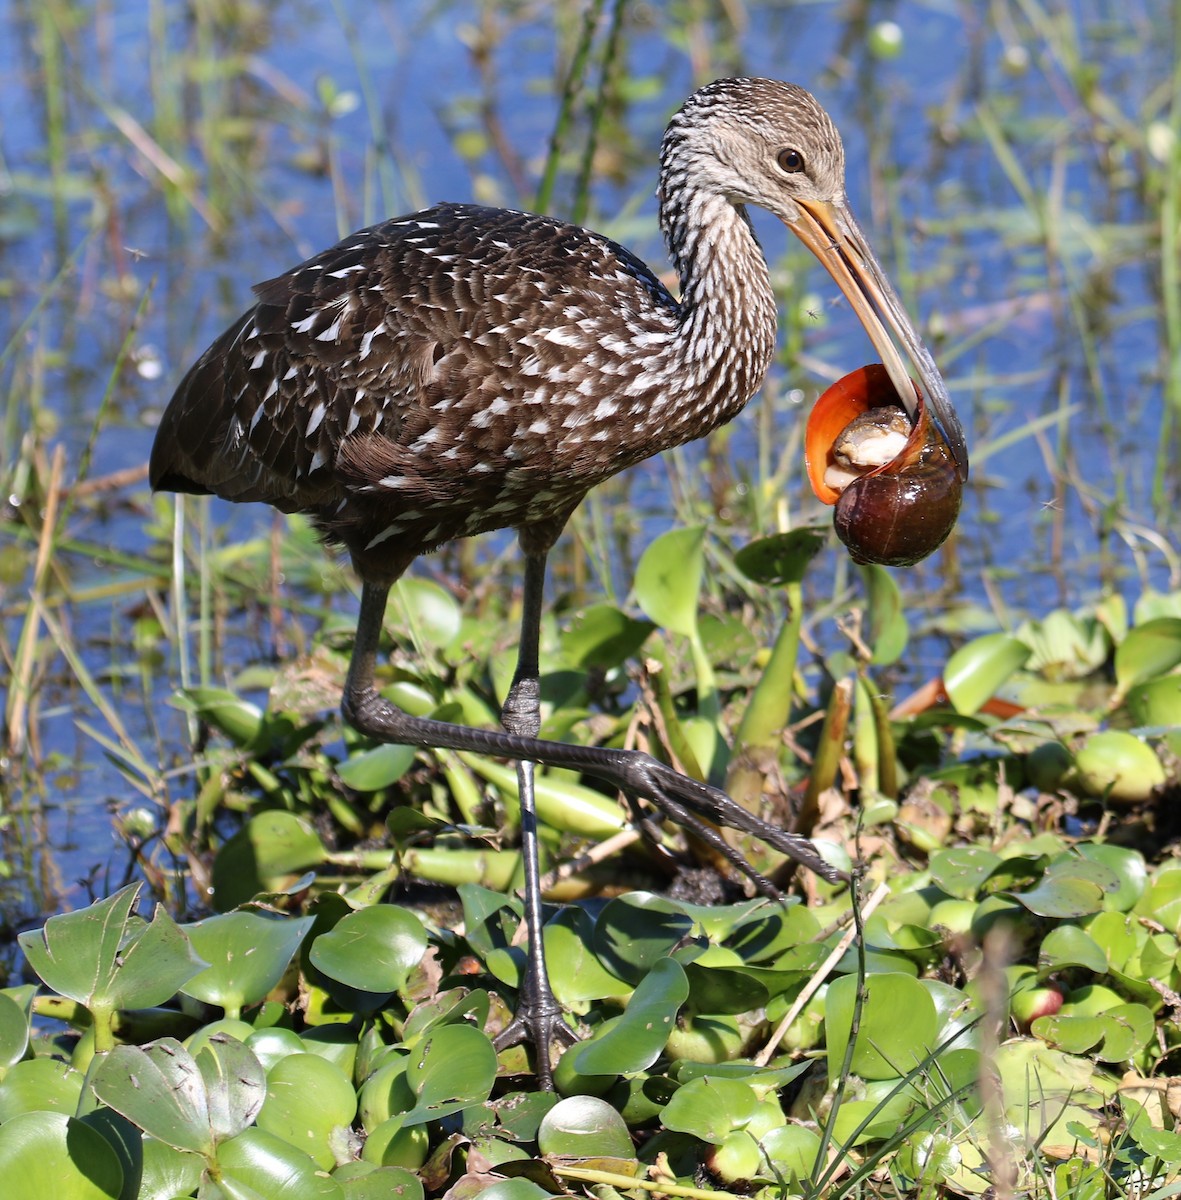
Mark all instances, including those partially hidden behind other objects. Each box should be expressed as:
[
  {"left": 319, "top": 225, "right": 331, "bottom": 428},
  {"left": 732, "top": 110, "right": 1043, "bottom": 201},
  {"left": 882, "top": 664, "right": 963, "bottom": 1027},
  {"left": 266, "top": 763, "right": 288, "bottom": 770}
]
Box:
[{"left": 788, "top": 197, "right": 969, "bottom": 482}]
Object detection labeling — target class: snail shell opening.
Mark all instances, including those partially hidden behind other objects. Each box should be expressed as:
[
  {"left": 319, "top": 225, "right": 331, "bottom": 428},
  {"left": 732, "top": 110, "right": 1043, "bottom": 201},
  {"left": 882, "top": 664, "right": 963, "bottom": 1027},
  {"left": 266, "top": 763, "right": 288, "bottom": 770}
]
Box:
[{"left": 805, "top": 364, "right": 963, "bottom": 568}]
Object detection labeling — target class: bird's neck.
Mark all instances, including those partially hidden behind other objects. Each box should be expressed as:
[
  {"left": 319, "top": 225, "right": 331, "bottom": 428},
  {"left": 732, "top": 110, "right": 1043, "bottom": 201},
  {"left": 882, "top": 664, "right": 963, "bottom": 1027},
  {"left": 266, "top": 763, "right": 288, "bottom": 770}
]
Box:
[{"left": 660, "top": 189, "right": 779, "bottom": 425}]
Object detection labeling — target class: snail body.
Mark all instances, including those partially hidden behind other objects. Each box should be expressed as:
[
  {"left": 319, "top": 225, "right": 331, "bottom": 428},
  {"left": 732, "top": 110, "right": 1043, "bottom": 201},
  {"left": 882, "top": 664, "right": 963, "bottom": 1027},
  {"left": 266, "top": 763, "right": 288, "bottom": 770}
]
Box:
[{"left": 805, "top": 363, "right": 963, "bottom": 567}]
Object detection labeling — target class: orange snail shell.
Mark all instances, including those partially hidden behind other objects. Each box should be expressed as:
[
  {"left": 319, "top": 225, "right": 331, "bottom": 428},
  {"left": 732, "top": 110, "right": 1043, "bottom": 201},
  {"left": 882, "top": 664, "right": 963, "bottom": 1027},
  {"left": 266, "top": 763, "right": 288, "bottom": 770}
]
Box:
[{"left": 805, "top": 364, "right": 962, "bottom": 567}]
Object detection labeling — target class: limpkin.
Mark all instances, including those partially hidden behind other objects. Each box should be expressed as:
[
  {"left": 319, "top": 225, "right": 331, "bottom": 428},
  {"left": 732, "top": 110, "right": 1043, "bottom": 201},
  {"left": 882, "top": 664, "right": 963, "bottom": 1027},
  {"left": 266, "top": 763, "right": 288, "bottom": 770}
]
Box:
[{"left": 152, "top": 77, "right": 968, "bottom": 1085}]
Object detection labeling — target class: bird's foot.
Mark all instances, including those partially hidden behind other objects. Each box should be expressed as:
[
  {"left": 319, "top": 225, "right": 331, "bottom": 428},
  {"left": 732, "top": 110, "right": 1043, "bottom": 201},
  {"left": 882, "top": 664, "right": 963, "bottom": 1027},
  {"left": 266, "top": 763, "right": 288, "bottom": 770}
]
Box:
[
  {"left": 605, "top": 751, "right": 848, "bottom": 890},
  {"left": 494, "top": 976, "right": 581, "bottom": 1091}
]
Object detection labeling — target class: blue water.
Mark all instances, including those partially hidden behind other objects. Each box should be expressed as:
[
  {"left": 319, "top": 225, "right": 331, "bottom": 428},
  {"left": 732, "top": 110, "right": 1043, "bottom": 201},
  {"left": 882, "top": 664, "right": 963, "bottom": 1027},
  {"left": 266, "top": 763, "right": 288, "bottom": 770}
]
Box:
[{"left": 0, "top": 0, "right": 1174, "bottom": 920}]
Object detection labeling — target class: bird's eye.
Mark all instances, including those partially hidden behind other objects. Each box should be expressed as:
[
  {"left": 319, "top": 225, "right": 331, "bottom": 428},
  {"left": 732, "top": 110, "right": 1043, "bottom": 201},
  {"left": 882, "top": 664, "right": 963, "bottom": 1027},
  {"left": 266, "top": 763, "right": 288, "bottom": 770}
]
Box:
[{"left": 777, "top": 148, "right": 805, "bottom": 174}]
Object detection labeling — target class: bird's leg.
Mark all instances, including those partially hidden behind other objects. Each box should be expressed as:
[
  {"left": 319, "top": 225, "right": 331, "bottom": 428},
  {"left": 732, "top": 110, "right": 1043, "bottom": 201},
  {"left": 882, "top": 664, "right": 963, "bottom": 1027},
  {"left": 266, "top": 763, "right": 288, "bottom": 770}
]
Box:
[
  {"left": 344, "top": 585, "right": 847, "bottom": 889},
  {"left": 490, "top": 552, "right": 579, "bottom": 1087}
]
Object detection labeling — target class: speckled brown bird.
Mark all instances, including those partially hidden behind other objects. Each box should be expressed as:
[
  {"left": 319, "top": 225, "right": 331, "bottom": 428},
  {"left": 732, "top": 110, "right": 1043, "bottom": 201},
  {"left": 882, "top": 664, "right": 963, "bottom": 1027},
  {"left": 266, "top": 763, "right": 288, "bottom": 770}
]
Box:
[{"left": 152, "top": 77, "right": 967, "bottom": 1086}]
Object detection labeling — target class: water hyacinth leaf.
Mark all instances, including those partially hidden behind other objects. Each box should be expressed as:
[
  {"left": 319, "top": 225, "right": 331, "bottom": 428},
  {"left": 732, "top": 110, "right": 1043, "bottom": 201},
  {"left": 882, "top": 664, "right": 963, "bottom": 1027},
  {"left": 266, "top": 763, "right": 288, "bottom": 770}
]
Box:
[
  {"left": 176, "top": 686, "right": 264, "bottom": 748},
  {"left": 0, "top": 1059, "right": 84, "bottom": 1121},
  {"left": 402, "top": 1024, "right": 498, "bottom": 1125},
  {"left": 139, "top": 1137, "right": 204, "bottom": 1200},
  {"left": 759, "top": 1123, "right": 822, "bottom": 1185},
  {"left": 181, "top": 911, "right": 315, "bottom": 1015},
  {"left": 1075, "top": 844, "right": 1148, "bottom": 911},
  {"left": 334, "top": 1163, "right": 425, "bottom": 1200},
  {"left": 825, "top": 972, "right": 938, "bottom": 1083},
  {"left": 0, "top": 1111, "right": 124, "bottom": 1200},
  {"left": 471, "top": 1181, "right": 553, "bottom": 1200},
  {"left": 256, "top": 1054, "right": 357, "bottom": 1171},
  {"left": 1124, "top": 673, "right": 1181, "bottom": 728},
  {"left": 573, "top": 957, "right": 689, "bottom": 1075},
  {"left": 733, "top": 528, "right": 825, "bottom": 586},
  {"left": 91, "top": 1040, "right": 214, "bottom": 1156},
  {"left": 210, "top": 812, "right": 328, "bottom": 911},
  {"left": 214, "top": 1126, "right": 344, "bottom": 1200},
  {"left": 862, "top": 563, "right": 908, "bottom": 664},
  {"left": 392, "top": 577, "right": 462, "bottom": 651},
  {"left": 542, "top": 908, "right": 630, "bottom": 1006},
  {"left": 560, "top": 604, "right": 654, "bottom": 669},
  {"left": 1011, "top": 876, "right": 1105, "bottom": 919},
  {"left": 308, "top": 905, "right": 428, "bottom": 993},
  {"left": 1114, "top": 617, "right": 1181, "bottom": 696},
  {"left": 0, "top": 991, "right": 30, "bottom": 1069},
  {"left": 17, "top": 884, "right": 205, "bottom": 1013},
  {"left": 1038, "top": 926, "right": 1108, "bottom": 974},
  {"left": 660, "top": 1075, "right": 761, "bottom": 1143},
  {"left": 943, "top": 633, "right": 1031, "bottom": 715},
  {"left": 337, "top": 743, "right": 418, "bottom": 791},
  {"left": 929, "top": 847, "right": 1002, "bottom": 899},
  {"left": 682, "top": 961, "right": 770, "bottom": 1015},
  {"left": 197, "top": 1036, "right": 269, "bottom": 1143},
  {"left": 536, "top": 1095, "right": 633, "bottom": 1158},
  {"left": 633, "top": 525, "right": 706, "bottom": 636},
  {"left": 592, "top": 893, "right": 699, "bottom": 984}
]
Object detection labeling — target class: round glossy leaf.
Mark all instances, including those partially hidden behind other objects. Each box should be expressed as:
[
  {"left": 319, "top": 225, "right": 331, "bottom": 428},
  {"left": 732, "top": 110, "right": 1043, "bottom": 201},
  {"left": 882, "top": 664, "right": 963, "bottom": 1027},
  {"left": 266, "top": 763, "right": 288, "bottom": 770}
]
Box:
[
  {"left": 660, "top": 1076, "right": 760, "bottom": 1143},
  {"left": 139, "top": 1136, "right": 204, "bottom": 1200},
  {"left": 759, "top": 1123, "right": 821, "bottom": 1185},
  {"left": 1124, "top": 673, "right": 1181, "bottom": 728},
  {"left": 1114, "top": 617, "right": 1181, "bottom": 694},
  {"left": 634, "top": 526, "right": 706, "bottom": 636},
  {"left": 334, "top": 1162, "right": 424, "bottom": 1200},
  {"left": 0, "top": 1111, "right": 123, "bottom": 1200},
  {"left": 215, "top": 1126, "right": 343, "bottom": 1200},
  {"left": 543, "top": 908, "right": 629, "bottom": 1006},
  {"left": 1011, "top": 876, "right": 1105, "bottom": 919},
  {"left": 257, "top": 1054, "right": 357, "bottom": 1171},
  {"left": 943, "top": 634, "right": 1031, "bottom": 715},
  {"left": 18, "top": 884, "right": 205, "bottom": 1012},
  {"left": 197, "top": 1034, "right": 270, "bottom": 1144},
  {"left": 0, "top": 1058, "right": 83, "bottom": 1121},
  {"left": 247, "top": 1027, "right": 308, "bottom": 1072},
  {"left": 403, "top": 1024, "right": 498, "bottom": 1124},
  {"left": 733, "top": 529, "right": 825, "bottom": 586},
  {"left": 537, "top": 1095, "right": 633, "bottom": 1158},
  {"left": 182, "top": 911, "right": 315, "bottom": 1013},
  {"left": 210, "top": 813, "right": 327, "bottom": 911},
  {"left": 337, "top": 743, "right": 418, "bottom": 792},
  {"left": 472, "top": 1182, "right": 553, "bottom": 1200},
  {"left": 682, "top": 961, "right": 769, "bottom": 1015},
  {"left": 392, "top": 578, "right": 462, "bottom": 651},
  {"left": 592, "top": 893, "right": 698, "bottom": 984},
  {"left": 1038, "top": 926, "right": 1107, "bottom": 974},
  {"left": 309, "top": 905, "right": 428, "bottom": 993},
  {"left": 1074, "top": 844, "right": 1147, "bottom": 911},
  {"left": 178, "top": 687, "right": 264, "bottom": 748},
  {"left": 929, "top": 848, "right": 1002, "bottom": 899},
  {"left": 0, "top": 991, "right": 30, "bottom": 1068},
  {"left": 561, "top": 604, "right": 654, "bottom": 669},
  {"left": 573, "top": 957, "right": 689, "bottom": 1076},
  {"left": 825, "top": 972, "right": 938, "bottom": 1083}
]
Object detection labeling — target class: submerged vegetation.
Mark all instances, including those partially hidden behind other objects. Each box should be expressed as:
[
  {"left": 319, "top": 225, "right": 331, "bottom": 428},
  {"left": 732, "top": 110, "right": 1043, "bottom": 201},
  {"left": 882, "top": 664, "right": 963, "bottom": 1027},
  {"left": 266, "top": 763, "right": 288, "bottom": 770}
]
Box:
[{"left": 1, "top": 0, "right": 1180, "bottom": 1196}]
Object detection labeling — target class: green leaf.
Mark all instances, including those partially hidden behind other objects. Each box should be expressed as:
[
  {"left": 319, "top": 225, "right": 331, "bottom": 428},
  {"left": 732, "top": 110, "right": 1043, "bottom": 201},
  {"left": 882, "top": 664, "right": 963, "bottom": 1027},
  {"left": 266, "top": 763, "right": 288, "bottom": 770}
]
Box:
[
  {"left": 392, "top": 577, "right": 462, "bottom": 651},
  {"left": 943, "top": 633, "right": 1031, "bottom": 715},
  {"left": 825, "top": 972, "right": 938, "bottom": 1083},
  {"left": 181, "top": 912, "right": 315, "bottom": 1015},
  {"left": 210, "top": 813, "right": 327, "bottom": 911},
  {"left": 197, "top": 1035, "right": 269, "bottom": 1143},
  {"left": 573, "top": 957, "right": 689, "bottom": 1075},
  {"left": 560, "top": 604, "right": 654, "bottom": 669},
  {"left": 0, "top": 1112, "right": 123, "bottom": 1200},
  {"left": 633, "top": 526, "right": 706, "bottom": 636},
  {"left": 0, "top": 991, "right": 30, "bottom": 1069},
  {"left": 176, "top": 687, "right": 264, "bottom": 748},
  {"left": 862, "top": 563, "right": 909, "bottom": 664},
  {"left": 17, "top": 885, "right": 205, "bottom": 1014},
  {"left": 337, "top": 743, "right": 418, "bottom": 791},
  {"left": 256, "top": 1054, "right": 357, "bottom": 1171},
  {"left": 1074, "top": 844, "right": 1148, "bottom": 912},
  {"left": 402, "top": 1025, "right": 498, "bottom": 1125},
  {"left": 334, "top": 1163, "right": 424, "bottom": 1200},
  {"left": 0, "top": 1059, "right": 84, "bottom": 1121},
  {"left": 592, "top": 893, "right": 699, "bottom": 984},
  {"left": 733, "top": 528, "right": 826, "bottom": 586},
  {"left": 213, "top": 1127, "right": 344, "bottom": 1199},
  {"left": 138, "top": 1137, "right": 204, "bottom": 1200},
  {"left": 1114, "top": 617, "right": 1181, "bottom": 696},
  {"left": 92, "top": 1040, "right": 216, "bottom": 1156},
  {"left": 929, "top": 847, "right": 1002, "bottom": 899},
  {"left": 1011, "top": 876, "right": 1106, "bottom": 919},
  {"left": 661, "top": 1076, "right": 760, "bottom": 1143},
  {"left": 1038, "top": 926, "right": 1108, "bottom": 974},
  {"left": 543, "top": 908, "right": 630, "bottom": 1006},
  {"left": 536, "top": 1095, "right": 633, "bottom": 1158},
  {"left": 309, "top": 906, "right": 428, "bottom": 993}
]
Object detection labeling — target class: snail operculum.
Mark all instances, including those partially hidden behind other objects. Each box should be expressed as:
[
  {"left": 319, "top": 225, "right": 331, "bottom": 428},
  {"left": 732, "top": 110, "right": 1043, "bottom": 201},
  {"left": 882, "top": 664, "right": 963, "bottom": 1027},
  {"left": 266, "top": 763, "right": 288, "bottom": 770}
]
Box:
[{"left": 805, "top": 364, "right": 963, "bottom": 568}]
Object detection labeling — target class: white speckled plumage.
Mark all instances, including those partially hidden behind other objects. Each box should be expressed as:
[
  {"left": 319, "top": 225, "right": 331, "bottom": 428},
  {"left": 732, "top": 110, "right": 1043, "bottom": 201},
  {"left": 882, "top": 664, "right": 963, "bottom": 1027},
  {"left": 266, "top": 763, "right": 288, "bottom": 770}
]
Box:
[{"left": 151, "top": 79, "right": 850, "bottom": 581}]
